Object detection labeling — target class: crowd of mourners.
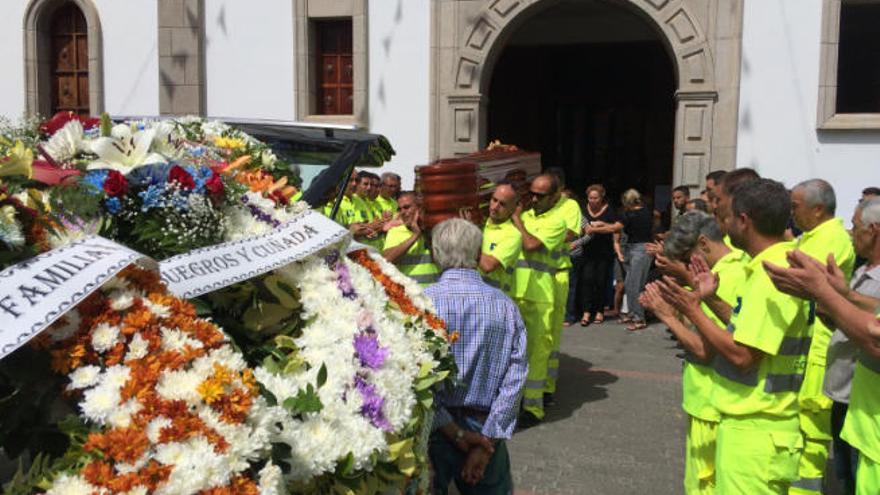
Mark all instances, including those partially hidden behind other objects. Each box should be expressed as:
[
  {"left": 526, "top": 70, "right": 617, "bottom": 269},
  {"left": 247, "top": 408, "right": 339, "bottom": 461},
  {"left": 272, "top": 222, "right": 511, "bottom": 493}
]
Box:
[{"left": 319, "top": 166, "right": 880, "bottom": 495}]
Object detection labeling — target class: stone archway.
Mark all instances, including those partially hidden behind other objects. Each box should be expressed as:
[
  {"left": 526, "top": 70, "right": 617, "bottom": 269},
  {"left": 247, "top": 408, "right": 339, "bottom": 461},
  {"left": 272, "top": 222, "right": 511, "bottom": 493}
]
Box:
[
  {"left": 430, "top": 0, "right": 744, "bottom": 190},
  {"left": 23, "top": 0, "right": 105, "bottom": 117}
]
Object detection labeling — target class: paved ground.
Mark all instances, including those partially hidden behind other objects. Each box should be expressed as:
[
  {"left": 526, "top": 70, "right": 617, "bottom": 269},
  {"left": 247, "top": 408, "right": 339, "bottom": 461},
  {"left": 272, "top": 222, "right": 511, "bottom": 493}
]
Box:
[{"left": 505, "top": 320, "right": 687, "bottom": 495}]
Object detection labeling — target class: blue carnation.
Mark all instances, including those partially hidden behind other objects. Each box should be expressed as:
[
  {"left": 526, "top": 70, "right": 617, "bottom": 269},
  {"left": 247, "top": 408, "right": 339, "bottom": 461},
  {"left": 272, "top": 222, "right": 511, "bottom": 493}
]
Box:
[
  {"left": 185, "top": 165, "right": 214, "bottom": 193},
  {"left": 82, "top": 170, "right": 109, "bottom": 195},
  {"left": 128, "top": 163, "right": 172, "bottom": 187},
  {"left": 105, "top": 197, "right": 122, "bottom": 215},
  {"left": 138, "top": 184, "right": 164, "bottom": 212}
]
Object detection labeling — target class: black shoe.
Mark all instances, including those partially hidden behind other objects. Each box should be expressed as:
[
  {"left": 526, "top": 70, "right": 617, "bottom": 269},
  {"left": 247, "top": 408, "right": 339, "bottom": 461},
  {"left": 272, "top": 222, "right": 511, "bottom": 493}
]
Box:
[
  {"left": 543, "top": 393, "right": 556, "bottom": 407},
  {"left": 517, "top": 412, "right": 542, "bottom": 431}
]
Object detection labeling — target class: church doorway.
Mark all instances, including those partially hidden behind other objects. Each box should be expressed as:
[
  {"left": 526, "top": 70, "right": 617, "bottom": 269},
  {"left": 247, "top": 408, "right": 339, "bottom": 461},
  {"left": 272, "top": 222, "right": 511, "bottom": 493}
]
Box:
[{"left": 486, "top": 0, "right": 676, "bottom": 208}]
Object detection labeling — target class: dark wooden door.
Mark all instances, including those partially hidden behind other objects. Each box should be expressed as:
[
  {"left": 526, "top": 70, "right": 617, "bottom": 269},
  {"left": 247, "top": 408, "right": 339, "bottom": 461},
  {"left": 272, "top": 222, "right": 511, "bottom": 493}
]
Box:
[
  {"left": 316, "top": 20, "right": 353, "bottom": 115},
  {"left": 51, "top": 4, "right": 89, "bottom": 116}
]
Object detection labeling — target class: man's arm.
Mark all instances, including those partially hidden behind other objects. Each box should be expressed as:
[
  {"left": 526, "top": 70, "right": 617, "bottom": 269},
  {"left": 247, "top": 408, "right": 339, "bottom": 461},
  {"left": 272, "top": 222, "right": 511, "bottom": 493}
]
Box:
[
  {"left": 482, "top": 303, "right": 529, "bottom": 440},
  {"left": 382, "top": 231, "right": 420, "bottom": 263},
  {"left": 658, "top": 277, "right": 763, "bottom": 371},
  {"left": 511, "top": 211, "right": 544, "bottom": 252},
  {"left": 587, "top": 221, "right": 623, "bottom": 234},
  {"left": 640, "top": 283, "right": 713, "bottom": 362},
  {"left": 803, "top": 278, "right": 880, "bottom": 360},
  {"left": 479, "top": 253, "right": 503, "bottom": 274}
]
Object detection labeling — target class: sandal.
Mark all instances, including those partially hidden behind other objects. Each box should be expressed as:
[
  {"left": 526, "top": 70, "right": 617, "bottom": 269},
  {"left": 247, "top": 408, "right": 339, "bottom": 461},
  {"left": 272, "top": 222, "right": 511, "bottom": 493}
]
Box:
[
  {"left": 593, "top": 313, "right": 605, "bottom": 324},
  {"left": 580, "top": 313, "right": 592, "bottom": 327},
  {"left": 627, "top": 321, "right": 648, "bottom": 331},
  {"left": 619, "top": 314, "right": 634, "bottom": 324}
]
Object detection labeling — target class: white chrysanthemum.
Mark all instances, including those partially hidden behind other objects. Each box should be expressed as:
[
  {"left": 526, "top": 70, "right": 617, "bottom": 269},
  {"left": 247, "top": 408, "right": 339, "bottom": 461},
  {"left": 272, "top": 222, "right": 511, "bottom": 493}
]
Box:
[
  {"left": 46, "top": 473, "right": 98, "bottom": 495},
  {"left": 160, "top": 327, "right": 203, "bottom": 352},
  {"left": 154, "top": 438, "right": 235, "bottom": 495},
  {"left": 90, "top": 322, "right": 120, "bottom": 353},
  {"left": 146, "top": 416, "right": 172, "bottom": 443},
  {"left": 258, "top": 463, "right": 283, "bottom": 495},
  {"left": 68, "top": 365, "right": 102, "bottom": 390},
  {"left": 144, "top": 298, "right": 171, "bottom": 319},
  {"left": 101, "top": 276, "right": 130, "bottom": 292},
  {"left": 103, "top": 365, "right": 131, "bottom": 388},
  {"left": 110, "top": 291, "right": 135, "bottom": 311},
  {"left": 126, "top": 333, "right": 150, "bottom": 361},
  {"left": 80, "top": 382, "right": 122, "bottom": 425},
  {"left": 156, "top": 368, "right": 204, "bottom": 404},
  {"left": 107, "top": 398, "right": 142, "bottom": 428}
]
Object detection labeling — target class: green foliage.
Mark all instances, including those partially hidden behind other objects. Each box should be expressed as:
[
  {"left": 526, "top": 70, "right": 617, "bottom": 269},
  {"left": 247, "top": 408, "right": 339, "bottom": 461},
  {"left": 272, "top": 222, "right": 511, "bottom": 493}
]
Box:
[
  {"left": 99, "top": 113, "right": 112, "bottom": 137},
  {"left": 48, "top": 182, "right": 104, "bottom": 222},
  {"left": 282, "top": 384, "right": 323, "bottom": 416}
]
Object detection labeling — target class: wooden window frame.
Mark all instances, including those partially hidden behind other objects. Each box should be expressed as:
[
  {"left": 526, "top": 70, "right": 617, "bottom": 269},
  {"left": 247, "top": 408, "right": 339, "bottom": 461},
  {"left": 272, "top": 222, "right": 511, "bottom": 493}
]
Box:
[
  {"left": 817, "top": 0, "right": 880, "bottom": 129},
  {"left": 293, "top": 0, "right": 368, "bottom": 127}
]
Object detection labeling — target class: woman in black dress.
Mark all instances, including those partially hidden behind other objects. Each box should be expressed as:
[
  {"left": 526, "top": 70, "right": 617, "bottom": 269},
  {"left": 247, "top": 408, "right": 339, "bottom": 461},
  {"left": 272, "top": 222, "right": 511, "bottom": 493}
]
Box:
[{"left": 577, "top": 184, "right": 622, "bottom": 326}]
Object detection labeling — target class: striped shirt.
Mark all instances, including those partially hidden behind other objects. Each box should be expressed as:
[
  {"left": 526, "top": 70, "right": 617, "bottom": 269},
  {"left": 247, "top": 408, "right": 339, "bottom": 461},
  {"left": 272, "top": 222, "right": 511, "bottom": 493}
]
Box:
[{"left": 424, "top": 268, "right": 528, "bottom": 439}]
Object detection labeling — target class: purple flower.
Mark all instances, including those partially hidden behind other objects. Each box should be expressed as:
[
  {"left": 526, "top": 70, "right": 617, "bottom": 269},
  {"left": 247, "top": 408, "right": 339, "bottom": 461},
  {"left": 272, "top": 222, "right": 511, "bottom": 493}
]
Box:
[
  {"left": 334, "top": 259, "right": 356, "bottom": 299},
  {"left": 354, "top": 333, "right": 388, "bottom": 369},
  {"left": 354, "top": 376, "right": 392, "bottom": 431}
]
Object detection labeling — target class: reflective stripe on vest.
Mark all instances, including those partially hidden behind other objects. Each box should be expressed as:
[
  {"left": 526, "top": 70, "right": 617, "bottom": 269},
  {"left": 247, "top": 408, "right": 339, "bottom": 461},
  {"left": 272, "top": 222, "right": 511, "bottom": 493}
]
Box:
[
  {"left": 398, "top": 253, "right": 433, "bottom": 266},
  {"left": 516, "top": 259, "right": 555, "bottom": 274},
  {"left": 791, "top": 477, "right": 823, "bottom": 492},
  {"left": 410, "top": 273, "right": 439, "bottom": 284},
  {"left": 525, "top": 379, "right": 546, "bottom": 390},
  {"left": 777, "top": 336, "right": 812, "bottom": 356},
  {"left": 713, "top": 355, "right": 759, "bottom": 386},
  {"left": 765, "top": 373, "right": 805, "bottom": 393}
]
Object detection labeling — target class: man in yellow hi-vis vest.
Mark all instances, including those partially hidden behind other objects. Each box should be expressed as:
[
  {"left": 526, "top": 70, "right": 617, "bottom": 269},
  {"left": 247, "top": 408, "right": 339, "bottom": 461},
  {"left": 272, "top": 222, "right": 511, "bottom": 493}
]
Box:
[
  {"left": 512, "top": 174, "right": 566, "bottom": 424},
  {"left": 790, "top": 179, "right": 856, "bottom": 494},
  {"left": 480, "top": 183, "right": 522, "bottom": 299},
  {"left": 383, "top": 192, "right": 439, "bottom": 287},
  {"left": 658, "top": 179, "right": 812, "bottom": 494},
  {"left": 544, "top": 168, "right": 582, "bottom": 404}
]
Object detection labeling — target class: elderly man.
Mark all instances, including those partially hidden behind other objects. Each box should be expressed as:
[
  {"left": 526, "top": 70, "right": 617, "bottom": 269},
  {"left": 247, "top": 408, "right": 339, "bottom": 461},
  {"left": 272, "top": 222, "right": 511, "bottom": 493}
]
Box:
[
  {"left": 480, "top": 182, "right": 522, "bottom": 298},
  {"left": 378, "top": 172, "right": 401, "bottom": 215},
  {"left": 383, "top": 192, "right": 439, "bottom": 286},
  {"left": 512, "top": 174, "right": 567, "bottom": 424},
  {"left": 789, "top": 178, "right": 857, "bottom": 494},
  {"left": 659, "top": 179, "right": 813, "bottom": 494},
  {"left": 424, "top": 218, "right": 528, "bottom": 495},
  {"left": 764, "top": 198, "right": 880, "bottom": 495}
]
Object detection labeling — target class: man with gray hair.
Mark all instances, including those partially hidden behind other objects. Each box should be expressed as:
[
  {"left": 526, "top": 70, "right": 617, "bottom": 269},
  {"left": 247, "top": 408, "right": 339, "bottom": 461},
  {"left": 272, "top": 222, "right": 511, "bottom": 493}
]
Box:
[
  {"left": 378, "top": 172, "right": 402, "bottom": 215},
  {"left": 790, "top": 178, "right": 857, "bottom": 494},
  {"left": 424, "top": 218, "right": 528, "bottom": 494}
]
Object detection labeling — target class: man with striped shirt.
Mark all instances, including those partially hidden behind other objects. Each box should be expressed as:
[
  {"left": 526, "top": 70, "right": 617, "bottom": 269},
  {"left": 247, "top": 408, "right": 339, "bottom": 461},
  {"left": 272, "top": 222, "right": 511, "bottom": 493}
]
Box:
[{"left": 425, "top": 218, "right": 528, "bottom": 494}]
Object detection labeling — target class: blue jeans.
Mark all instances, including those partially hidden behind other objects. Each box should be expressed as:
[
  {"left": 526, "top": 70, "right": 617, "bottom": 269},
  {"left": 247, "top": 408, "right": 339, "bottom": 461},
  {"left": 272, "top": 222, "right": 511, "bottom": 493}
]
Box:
[
  {"left": 623, "top": 243, "right": 652, "bottom": 321},
  {"left": 429, "top": 415, "right": 513, "bottom": 495}
]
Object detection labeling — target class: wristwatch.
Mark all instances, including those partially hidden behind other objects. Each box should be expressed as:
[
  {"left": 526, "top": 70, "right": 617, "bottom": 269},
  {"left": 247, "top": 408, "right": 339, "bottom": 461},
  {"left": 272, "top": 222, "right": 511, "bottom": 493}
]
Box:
[{"left": 454, "top": 428, "right": 465, "bottom": 444}]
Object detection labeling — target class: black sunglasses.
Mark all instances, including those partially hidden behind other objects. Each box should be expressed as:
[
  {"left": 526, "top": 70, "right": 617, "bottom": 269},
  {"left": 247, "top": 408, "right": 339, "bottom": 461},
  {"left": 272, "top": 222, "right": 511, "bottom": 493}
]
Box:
[{"left": 528, "top": 190, "right": 551, "bottom": 199}]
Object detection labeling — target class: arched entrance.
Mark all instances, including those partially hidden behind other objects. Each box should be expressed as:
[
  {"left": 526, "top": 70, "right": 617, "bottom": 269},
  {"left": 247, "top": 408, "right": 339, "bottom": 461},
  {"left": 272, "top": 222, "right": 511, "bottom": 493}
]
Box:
[
  {"left": 487, "top": 0, "right": 676, "bottom": 203},
  {"left": 430, "top": 0, "right": 745, "bottom": 193}
]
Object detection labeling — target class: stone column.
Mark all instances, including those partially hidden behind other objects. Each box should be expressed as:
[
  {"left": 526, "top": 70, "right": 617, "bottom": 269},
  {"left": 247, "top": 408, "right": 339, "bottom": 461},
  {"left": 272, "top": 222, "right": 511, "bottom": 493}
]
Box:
[{"left": 158, "top": 0, "right": 205, "bottom": 115}]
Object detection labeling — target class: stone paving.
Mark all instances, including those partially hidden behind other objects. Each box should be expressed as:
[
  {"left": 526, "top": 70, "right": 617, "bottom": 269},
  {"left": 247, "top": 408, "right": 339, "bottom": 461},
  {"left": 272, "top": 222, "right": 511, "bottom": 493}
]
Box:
[{"left": 506, "top": 321, "right": 687, "bottom": 495}]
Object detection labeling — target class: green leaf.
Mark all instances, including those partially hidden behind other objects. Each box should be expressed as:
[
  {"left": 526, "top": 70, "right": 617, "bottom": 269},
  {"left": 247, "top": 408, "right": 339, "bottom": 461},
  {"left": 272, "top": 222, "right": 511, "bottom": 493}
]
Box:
[
  {"left": 316, "top": 363, "right": 328, "bottom": 388},
  {"left": 282, "top": 384, "right": 323, "bottom": 415}
]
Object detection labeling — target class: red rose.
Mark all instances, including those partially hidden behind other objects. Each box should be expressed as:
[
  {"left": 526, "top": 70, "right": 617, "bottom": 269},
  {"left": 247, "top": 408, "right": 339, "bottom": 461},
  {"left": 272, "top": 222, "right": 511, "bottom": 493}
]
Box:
[
  {"left": 39, "top": 111, "right": 100, "bottom": 135},
  {"left": 168, "top": 165, "right": 195, "bottom": 190},
  {"left": 205, "top": 172, "right": 224, "bottom": 196},
  {"left": 102, "top": 170, "right": 129, "bottom": 197},
  {"left": 269, "top": 189, "right": 289, "bottom": 206}
]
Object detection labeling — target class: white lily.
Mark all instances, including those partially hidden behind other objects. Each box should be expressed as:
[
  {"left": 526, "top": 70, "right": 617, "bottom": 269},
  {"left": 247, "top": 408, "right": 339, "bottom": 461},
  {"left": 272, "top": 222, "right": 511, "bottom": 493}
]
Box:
[
  {"left": 43, "top": 120, "right": 85, "bottom": 164},
  {"left": 86, "top": 124, "right": 166, "bottom": 173},
  {"left": 150, "top": 121, "right": 185, "bottom": 161}
]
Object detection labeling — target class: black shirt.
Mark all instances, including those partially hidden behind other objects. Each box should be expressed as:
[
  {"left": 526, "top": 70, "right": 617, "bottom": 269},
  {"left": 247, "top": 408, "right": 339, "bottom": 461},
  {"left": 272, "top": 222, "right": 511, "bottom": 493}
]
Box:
[
  {"left": 622, "top": 208, "right": 654, "bottom": 244},
  {"left": 584, "top": 206, "right": 618, "bottom": 257}
]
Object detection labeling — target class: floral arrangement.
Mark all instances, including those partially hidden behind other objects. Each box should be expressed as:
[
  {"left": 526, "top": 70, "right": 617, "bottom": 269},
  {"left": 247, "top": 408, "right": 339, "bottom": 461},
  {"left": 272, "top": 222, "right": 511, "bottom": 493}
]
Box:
[{"left": 0, "top": 113, "right": 454, "bottom": 495}]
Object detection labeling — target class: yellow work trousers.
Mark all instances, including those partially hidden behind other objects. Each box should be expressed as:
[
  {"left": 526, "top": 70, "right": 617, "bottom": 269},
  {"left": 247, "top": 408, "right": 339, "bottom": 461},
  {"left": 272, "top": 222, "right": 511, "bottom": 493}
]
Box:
[
  {"left": 517, "top": 299, "right": 553, "bottom": 420},
  {"left": 546, "top": 270, "right": 568, "bottom": 394},
  {"left": 716, "top": 415, "right": 803, "bottom": 495},
  {"left": 791, "top": 407, "right": 831, "bottom": 495},
  {"left": 857, "top": 453, "right": 880, "bottom": 495},
  {"left": 685, "top": 416, "right": 718, "bottom": 495}
]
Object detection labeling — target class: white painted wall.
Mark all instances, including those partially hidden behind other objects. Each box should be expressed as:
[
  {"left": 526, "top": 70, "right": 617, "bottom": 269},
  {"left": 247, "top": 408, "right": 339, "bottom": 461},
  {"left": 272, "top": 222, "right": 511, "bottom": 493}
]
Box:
[
  {"left": 204, "top": 0, "right": 295, "bottom": 120},
  {"left": 0, "top": 2, "right": 29, "bottom": 119},
  {"left": 96, "top": 0, "right": 159, "bottom": 116},
  {"left": 367, "top": 0, "right": 431, "bottom": 189},
  {"left": 0, "top": 1, "right": 159, "bottom": 120},
  {"left": 737, "top": 0, "right": 880, "bottom": 222}
]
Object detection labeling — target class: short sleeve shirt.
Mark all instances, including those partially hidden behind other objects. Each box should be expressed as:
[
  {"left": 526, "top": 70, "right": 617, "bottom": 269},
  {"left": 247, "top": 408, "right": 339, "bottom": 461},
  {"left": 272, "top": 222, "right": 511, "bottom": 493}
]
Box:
[
  {"left": 376, "top": 195, "right": 398, "bottom": 215},
  {"left": 710, "top": 242, "right": 813, "bottom": 418},
  {"left": 514, "top": 209, "right": 566, "bottom": 303},
  {"left": 383, "top": 225, "right": 439, "bottom": 284},
  {"left": 481, "top": 219, "right": 523, "bottom": 297},
  {"left": 549, "top": 197, "right": 583, "bottom": 270}
]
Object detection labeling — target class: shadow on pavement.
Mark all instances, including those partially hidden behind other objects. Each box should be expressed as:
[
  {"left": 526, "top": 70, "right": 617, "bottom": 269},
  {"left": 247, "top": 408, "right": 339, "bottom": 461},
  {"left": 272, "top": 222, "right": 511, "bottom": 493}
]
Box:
[{"left": 541, "top": 353, "right": 618, "bottom": 426}]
